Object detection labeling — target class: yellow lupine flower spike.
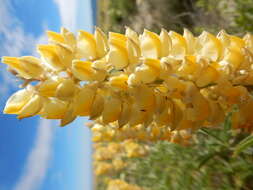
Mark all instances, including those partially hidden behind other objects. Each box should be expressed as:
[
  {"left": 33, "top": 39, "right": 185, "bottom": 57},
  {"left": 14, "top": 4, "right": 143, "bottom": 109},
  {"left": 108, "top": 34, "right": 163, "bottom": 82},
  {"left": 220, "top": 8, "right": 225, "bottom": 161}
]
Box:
[{"left": 2, "top": 27, "right": 253, "bottom": 134}]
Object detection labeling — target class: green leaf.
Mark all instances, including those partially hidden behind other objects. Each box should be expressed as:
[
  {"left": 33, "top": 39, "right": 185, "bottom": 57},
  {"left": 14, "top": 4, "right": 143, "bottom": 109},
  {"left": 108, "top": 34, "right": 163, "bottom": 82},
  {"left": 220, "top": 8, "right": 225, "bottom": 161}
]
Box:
[
  {"left": 224, "top": 105, "right": 238, "bottom": 131},
  {"left": 233, "top": 135, "right": 253, "bottom": 157},
  {"left": 224, "top": 112, "right": 232, "bottom": 131},
  {"left": 198, "top": 152, "right": 217, "bottom": 168},
  {"left": 199, "top": 128, "right": 227, "bottom": 147}
]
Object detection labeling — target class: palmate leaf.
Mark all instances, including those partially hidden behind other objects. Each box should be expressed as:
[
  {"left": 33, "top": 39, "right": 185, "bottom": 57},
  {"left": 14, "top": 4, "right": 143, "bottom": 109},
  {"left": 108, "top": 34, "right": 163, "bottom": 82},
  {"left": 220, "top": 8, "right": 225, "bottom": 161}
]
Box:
[{"left": 233, "top": 135, "right": 253, "bottom": 157}]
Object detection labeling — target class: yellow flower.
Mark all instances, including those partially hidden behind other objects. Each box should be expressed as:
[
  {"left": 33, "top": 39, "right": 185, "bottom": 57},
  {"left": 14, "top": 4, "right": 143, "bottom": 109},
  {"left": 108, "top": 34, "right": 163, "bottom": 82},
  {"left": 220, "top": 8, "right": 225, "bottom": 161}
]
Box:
[
  {"left": 2, "top": 56, "right": 44, "bottom": 79},
  {"left": 73, "top": 86, "right": 96, "bottom": 116},
  {"left": 76, "top": 30, "right": 97, "bottom": 60},
  {"left": 39, "top": 98, "right": 67, "bottom": 119},
  {"left": 37, "top": 45, "right": 64, "bottom": 71},
  {"left": 140, "top": 29, "right": 161, "bottom": 59},
  {"left": 3, "top": 26, "right": 253, "bottom": 134},
  {"left": 4, "top": 88, "right": 34, "bottom": 114}
]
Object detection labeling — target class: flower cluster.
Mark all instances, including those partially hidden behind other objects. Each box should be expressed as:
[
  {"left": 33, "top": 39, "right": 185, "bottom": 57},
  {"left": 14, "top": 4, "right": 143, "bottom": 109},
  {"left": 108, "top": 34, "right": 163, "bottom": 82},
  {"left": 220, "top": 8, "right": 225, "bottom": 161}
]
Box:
[
  {"left": 2, "top": 27, "right": 253, "bottom": 133},
  {"left": 90, "top": 122, "right": 192, "bottom": 145},
  {"left": 107, "top": 179, "right": 143, "bottom": 190},
  {"left": 93, "top": 140, "right": 148, "bottom": 176},
  {"left": 93, "top": 140, "right": 146, "bottom": 189},
  {"left": 107, "top": 179, "right": 142, "bottom": 190}
]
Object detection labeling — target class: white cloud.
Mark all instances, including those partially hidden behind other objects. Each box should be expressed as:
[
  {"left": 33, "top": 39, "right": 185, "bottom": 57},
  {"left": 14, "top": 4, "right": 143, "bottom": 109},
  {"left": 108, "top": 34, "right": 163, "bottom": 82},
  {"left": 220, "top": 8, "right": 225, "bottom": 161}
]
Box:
[
  {"left": 0, "top": 0, "right": 47, "bottom": 99},
  {"left": 53, "top": 0, "right": 78, "bottom": 31},
  {"left": 13, "top": 119, "right": 54, "bottom": 190},
  {"left": 0, "top": 3, "right": 55, "bottom": 190}
]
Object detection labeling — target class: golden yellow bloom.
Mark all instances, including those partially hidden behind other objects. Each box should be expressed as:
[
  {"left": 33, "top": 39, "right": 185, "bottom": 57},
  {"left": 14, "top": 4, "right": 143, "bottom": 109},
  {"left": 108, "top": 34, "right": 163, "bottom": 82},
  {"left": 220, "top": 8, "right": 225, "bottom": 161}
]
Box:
[
  {"left": 2, "top": 56, "right": 44, "bottom": 79},
  {"left": 2, "top": 26, "right": 253, "bottom": 134},
  {"left": 4, "top": 88, "right": 34, "bottom": 114}
]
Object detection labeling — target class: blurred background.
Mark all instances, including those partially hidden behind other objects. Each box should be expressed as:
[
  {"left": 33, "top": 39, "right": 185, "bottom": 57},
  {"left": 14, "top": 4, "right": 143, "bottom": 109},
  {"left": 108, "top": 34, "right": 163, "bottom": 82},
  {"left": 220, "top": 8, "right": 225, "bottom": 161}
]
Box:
[
  {"left": 97, "top": 0, "right": 253, "bottom": 35},
  {"left": 0, "top": 0, "right": 95, "bottom": 190}
]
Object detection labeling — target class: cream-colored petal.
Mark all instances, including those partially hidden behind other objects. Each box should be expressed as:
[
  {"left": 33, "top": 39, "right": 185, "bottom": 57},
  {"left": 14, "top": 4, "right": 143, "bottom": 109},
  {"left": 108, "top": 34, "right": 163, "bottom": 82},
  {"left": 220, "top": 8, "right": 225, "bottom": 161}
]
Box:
[
  {"left": 72, "top": 60, "right": 94, "bottom": 81},
  {"left": 107, "top": 46, "right": 128, "bottom": 70},
  {"left": 95, "top": 27, "right": 108, "bottom": 58},
  {"left": 183, "top": 28, "right": 196, "bottom": 54},
  {"left": 140, "top": 29, "right": 161, "bottom": 59},
  {"left": 2, "top": 56, "right": 44, "bottom": 79},
  {"left": 4, "top": 89, "right": 33, "bottom": 114},
  {"left": 118, "top": 100, "right": 132, "bottom": 127},
  {"left": 47, "top": 30, "right": 65, "bottom": 44},
  {"left": 39, "top": 98, "right": 68, "bottom": 119},
  {"left": 38, "top": 78, "right": 63, "bottom": 97},
  {"left": 60, "top": 104, "right": 76, "bottom": 127},
  {"left": 89, "top": 92, "right": 104, "bottom": 119},
  {"left": 108, "top": 74, "right": 128, "bottom": 90},
  {"left": 73, "top": 86, "right": 96, "bottom": 116},
  {"left": 18, "top": 95, "right": 43, "bottom": 119},
  {"left": 102, "top": 96, "right": 121, "bottom": 124},
  {"left": 55, "top": 79, "right": 76, "bottom": 100},
  {"left": 61, "top": 27, "right": 76, "bottom": 50},
  {"left": 37, "top": 45, "right": 64, "bottom": 71},
  {"left": 127, "top": 38, "right": 140, "bottom": 65},
  {"left": 77, "top": 30, "right": 97, "bottom": 60},
  {"left": 55, "top": 43, "right": 74, "bottom": 68},
  {"left": 169, "top": 31, "right": 187, "bottom": 58},
  {"left": 160, "top": 28, "right": 171, "bottom": 57},
  {"left": 197, "top": 31, "right": 222, "bottom": 61},
  {"left": 125, "top": 27, "right": 139, "bottom": 45},
  {"left": 134, "top": 65, "right": 158, "bottom": 84}
]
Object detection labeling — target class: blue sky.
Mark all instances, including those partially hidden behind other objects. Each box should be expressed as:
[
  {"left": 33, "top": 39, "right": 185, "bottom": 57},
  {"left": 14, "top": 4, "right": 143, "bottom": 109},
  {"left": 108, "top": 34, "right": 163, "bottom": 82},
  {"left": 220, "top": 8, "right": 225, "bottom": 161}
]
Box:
[{"left": 0, "top": 0, "right": 94, "bottom": 190}]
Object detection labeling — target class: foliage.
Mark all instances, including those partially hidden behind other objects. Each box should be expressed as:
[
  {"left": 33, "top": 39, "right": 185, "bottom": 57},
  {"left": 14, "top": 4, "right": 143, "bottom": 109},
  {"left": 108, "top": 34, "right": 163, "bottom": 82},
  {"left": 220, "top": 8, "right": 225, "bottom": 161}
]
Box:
[
  {"left": 195, "top": 0, "right": 253, "bottom": 34},
  {"left": 95, "top": 116, "right": 253, "bottom": 189},
  {"left": 98, "top": 0, "right": 253, "bottom": 35},
  {"left": 98, "top": 0, "right": 195, "bottom": 33}
]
